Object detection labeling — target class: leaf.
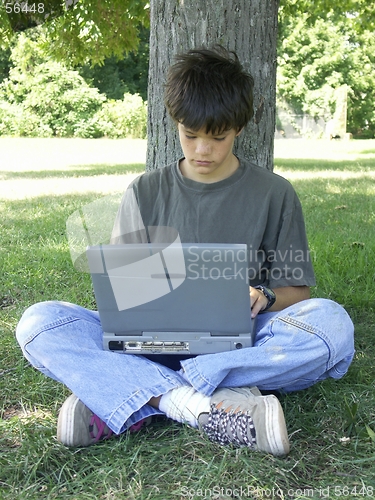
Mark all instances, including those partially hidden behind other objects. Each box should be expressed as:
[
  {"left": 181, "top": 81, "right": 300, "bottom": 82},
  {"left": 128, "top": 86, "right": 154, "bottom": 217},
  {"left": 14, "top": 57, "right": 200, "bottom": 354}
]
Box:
[{"left": 365, "top": 424, "right": 375, "bottom": 443}]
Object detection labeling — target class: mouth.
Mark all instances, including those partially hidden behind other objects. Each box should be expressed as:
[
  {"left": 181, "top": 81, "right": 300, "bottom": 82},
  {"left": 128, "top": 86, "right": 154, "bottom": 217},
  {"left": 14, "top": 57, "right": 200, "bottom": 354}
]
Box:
[{"left": 195, "top": 160, "right": 212, "bottom": 166}]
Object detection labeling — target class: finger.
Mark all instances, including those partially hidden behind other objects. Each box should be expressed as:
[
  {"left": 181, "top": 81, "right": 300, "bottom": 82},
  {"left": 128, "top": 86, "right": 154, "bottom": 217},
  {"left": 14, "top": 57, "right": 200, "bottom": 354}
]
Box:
[{"left": 251, "top": 297, "right": 263, "bottom": 318}]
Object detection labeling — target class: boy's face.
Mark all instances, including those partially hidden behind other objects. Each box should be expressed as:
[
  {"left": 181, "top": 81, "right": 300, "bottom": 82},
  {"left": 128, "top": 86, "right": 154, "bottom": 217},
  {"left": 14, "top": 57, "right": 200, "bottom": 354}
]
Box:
[{"left": 178, "top": 123, "right": 242, "bottom": 183}]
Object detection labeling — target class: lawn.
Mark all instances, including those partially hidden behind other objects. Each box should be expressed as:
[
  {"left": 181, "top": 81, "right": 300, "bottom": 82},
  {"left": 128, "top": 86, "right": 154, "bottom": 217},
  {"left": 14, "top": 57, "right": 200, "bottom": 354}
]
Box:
[{"left": 1, "top": 138, "right": 375, "bottom": 500}]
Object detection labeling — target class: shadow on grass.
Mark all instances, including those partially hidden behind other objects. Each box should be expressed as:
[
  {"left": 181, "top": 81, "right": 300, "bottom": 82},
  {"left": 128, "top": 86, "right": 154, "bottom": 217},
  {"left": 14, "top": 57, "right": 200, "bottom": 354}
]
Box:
[
  {"left": 2, "top": 158, "right": 375, "bottom": 180},
  {"left": 0, "top": 163, "right": 146, "bottom": 180},
  {"left": 2, "top": 179, "right": 374, "bottom": 313},
  {"left": 274, "top": 158, "right": 375, "bottom": 172}
]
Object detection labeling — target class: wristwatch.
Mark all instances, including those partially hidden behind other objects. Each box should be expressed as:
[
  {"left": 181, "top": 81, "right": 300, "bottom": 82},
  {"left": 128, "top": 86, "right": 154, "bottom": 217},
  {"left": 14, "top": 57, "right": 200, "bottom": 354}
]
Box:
[{"left": 254, "top": 285, "right": 276, "bottom": 311}]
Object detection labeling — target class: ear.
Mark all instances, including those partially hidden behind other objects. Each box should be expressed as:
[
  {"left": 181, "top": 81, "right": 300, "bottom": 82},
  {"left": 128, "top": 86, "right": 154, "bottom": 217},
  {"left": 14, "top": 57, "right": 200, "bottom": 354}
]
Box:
[{"left": 236, "top": 128, "right": 244, "bottom": 137}]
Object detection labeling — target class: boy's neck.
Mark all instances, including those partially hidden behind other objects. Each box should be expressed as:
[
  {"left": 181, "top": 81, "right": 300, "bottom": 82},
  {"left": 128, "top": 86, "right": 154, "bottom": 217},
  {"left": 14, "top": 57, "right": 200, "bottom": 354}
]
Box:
[{"left": 179, "top": 154, "right": 240, "bottom": 184}]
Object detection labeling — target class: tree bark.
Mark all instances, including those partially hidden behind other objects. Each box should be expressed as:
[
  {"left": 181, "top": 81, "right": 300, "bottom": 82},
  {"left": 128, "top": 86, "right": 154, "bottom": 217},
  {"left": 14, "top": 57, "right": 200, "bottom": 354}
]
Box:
[{"left": 146, "top": 0, "right": 279, "bottom": 172}]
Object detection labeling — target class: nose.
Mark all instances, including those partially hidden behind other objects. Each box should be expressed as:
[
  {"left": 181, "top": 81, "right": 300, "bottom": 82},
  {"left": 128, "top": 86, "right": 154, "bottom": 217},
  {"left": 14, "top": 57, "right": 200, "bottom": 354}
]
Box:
[{"left": 195, "top": 139, "right": 211, "bottom": 155}]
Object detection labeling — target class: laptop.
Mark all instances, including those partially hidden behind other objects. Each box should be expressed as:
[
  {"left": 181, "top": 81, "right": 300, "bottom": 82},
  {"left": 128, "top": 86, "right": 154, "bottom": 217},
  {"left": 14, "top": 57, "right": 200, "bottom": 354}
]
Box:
[{"left": 86, "top": 242, "right": 255, "bottom": 355}]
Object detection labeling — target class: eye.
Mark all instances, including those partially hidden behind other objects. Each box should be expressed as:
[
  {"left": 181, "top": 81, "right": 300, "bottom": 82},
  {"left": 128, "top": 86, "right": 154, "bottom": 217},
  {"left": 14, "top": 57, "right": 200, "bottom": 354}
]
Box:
[
  {"left": 185, "top": 135, "right": 196, "bottom": 140},
  {"left": 214, "top": 136, "right": 226, "bottom": 141}
]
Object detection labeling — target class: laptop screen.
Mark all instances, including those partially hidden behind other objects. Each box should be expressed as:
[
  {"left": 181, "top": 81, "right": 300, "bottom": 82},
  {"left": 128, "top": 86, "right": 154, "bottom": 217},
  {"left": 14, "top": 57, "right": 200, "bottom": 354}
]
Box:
[{"left": 86, "top": 242, "right": 254, "bottom": 354}]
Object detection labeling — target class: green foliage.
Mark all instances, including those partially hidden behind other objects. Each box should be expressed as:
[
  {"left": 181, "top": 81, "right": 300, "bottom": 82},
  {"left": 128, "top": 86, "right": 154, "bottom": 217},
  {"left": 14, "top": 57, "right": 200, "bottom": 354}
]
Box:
[
  {"left": 0, "top": 100, "right": 48, "bottom": 137},
  {"left": 1, "top": 0, "right": 66, "bottom": 34},
  {"left": 278, "top": 17, "right": 346, "bottom": 117},
  {"left": 40, "top": 0, "right": 149, "bottom": 66},
  {"left": 0, "top": 36, "right": 105, "bottom": 137},
  {"left": 78, "top": 25, "right": 149, "bottom": 100},
  {"left": 94, "top": 94, "right": 147, "bottom": 139},
  {"left": 7, "top": 27, "right": 46, "bottom": 72},
  {"left": 0, "top": 0, "right": 149, "bottom": 65},
  {"left": 0, "top": 33, "right": 147, "bottom": 138},
  {"left": 0, "top": 4, "right": 13, "bottom": 48},
  {"left": 0, "top": 46, "right": 11, "bottom": 84},
  {"left": 277, "top": 16, "right": 375, "bottom": 138},
  {"left": 279, "top": 0, "right": 375, "bottom": 33},
  {"left": 346, "top": 30, "right": 375, "bottom": 138},
  {"left": 2, "top": 3, "right": 374, "bottom": 138}
]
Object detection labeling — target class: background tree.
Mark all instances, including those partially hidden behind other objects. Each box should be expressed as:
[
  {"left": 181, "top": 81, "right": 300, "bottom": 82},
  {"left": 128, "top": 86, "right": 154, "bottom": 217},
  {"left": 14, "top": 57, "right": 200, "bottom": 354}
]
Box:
[
  {"left": 277, "top": 14, "right": 375, "bottom": 137},
  {"left": 0, "top": 32, "right": 147, "bottom": 138},
  {"left": 78, "top": 25, "right": 149, "bottom": 100},
  {"left": 0, "top": 0, "right": 149, "bottom": 64},
  {"left": 279, "top": 0, "right": 375, "bottom": 33},
  {"left": 146, "top": 0, "right": 279, "bottom": 171},
  {"left": 0, "top": 46, "right": 11, "bottom": 82},
  {"left": 2, "top": 1, "right": 375, "bottom": 144},
  {"left": 1, "top": 0, "right": 280, "bottom": 170},
  {"left": 0, "top": 32, "right": 106, "bottom": 136}
]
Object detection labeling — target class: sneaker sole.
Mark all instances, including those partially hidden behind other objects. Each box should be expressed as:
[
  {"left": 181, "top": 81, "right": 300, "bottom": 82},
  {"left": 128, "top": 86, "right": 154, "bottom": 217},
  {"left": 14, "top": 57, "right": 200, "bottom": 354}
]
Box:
[
  {"left": 57, "top": 394, "right": 86, "bottom": 447},
  {"left": 261, "top": 395, "right": 290, "bottom": 456}
]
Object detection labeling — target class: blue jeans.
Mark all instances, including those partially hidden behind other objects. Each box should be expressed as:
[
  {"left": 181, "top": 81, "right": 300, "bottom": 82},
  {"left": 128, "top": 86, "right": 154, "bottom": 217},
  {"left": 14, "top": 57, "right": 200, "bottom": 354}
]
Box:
[{"left": 16, "top": 298, "right": 354, "bottom": 435}]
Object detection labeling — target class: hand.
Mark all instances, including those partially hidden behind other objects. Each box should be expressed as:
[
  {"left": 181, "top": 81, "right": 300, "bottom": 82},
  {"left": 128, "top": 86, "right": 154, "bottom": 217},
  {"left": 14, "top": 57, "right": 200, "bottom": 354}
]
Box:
[
  {"left": 249, "top": 286, "right": 268, "bottom": 318},
  {"left": 250, "top": 285, "right": 311, "bottom": 317}
]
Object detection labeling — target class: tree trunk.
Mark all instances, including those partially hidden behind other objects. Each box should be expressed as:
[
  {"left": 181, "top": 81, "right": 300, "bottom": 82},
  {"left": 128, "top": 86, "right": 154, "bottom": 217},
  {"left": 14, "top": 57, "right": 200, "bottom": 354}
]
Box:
[{"left": 146, "top": 0, "right": 279, "bottom": 172}]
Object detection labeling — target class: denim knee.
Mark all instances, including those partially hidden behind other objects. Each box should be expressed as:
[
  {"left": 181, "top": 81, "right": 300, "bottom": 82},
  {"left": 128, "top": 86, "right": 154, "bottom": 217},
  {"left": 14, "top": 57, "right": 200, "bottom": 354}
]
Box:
[
  {"left": 313, "top": 298, "right": 354, "bottom": 355},
  {"left": 15, "top": 300, "right": 80, "bottom": 349},
  {"left": 300, "top": 298, "right": 355, "bottom": 381},
  {"left": 16, "top": 301, "right": 52, "bottom": 348},
  {"left": 316, "top": 298, "right": 355, "bottom": 378}
]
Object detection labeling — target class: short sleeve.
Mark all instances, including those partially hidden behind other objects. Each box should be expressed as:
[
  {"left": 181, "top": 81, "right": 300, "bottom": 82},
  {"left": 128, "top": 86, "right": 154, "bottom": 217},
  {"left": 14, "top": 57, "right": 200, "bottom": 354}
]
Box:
[
  {"left": 110, "top": 183, "right": 149, "bottom": 244},
  {"left": 266, "top": 196, "right": 316, "bottom": 289}
]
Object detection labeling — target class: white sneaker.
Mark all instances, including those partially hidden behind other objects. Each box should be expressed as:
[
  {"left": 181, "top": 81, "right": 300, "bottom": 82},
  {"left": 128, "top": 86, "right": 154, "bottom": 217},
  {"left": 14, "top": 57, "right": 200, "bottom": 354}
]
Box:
[
  {"left": 198, "top": 387, "right": 290, "bottom": 456},
  {"left": 57, "top": 394, "right": 152, "bottom": 447}
]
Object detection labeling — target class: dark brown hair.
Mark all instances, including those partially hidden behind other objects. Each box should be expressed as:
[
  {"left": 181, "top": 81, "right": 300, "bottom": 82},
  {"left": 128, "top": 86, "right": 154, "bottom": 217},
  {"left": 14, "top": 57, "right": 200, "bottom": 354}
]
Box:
[{"left": 164, "top": 45, "right": 254, "bottom": 134}]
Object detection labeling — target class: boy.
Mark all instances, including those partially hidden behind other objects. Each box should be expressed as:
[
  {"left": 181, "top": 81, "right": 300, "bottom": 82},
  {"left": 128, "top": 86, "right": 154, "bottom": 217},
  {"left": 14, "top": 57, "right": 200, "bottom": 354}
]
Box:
[{"left": 16, "top": 46, "right": 354, "bottom": 457}]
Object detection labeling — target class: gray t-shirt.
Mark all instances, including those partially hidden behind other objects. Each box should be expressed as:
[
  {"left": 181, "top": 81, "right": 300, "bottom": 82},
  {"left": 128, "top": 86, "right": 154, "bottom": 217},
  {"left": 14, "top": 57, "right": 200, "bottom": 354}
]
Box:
[{"left": 111, "top": 158, "right": 316, "bottom": 289}]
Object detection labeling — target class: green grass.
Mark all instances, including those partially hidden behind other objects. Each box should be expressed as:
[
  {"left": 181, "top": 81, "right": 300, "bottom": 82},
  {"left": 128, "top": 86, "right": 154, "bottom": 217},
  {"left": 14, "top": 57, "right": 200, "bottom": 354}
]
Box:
[{"left": 1, "top": 139, "right": 375, "bottom": 499}]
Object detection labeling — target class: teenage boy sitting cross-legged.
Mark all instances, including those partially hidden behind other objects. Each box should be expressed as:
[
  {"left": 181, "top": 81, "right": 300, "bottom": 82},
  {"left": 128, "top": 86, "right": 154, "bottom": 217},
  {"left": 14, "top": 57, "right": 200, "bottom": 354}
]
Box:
[{"left": 16, "top": 46, "right": 354, "bottom": 457}]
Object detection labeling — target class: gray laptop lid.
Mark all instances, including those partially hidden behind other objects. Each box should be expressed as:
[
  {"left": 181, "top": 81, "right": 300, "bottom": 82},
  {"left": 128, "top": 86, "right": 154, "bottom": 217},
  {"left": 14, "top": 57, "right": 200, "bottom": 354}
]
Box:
[{"left": 86, "top": 243, "right": 254, "bottom": 354}]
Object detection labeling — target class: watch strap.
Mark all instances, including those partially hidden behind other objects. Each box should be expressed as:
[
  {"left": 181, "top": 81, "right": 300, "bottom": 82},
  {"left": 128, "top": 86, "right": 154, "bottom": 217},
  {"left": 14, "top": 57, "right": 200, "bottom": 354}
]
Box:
[{"left": 254, "top": 285, "right": 276, "bottom": 311}]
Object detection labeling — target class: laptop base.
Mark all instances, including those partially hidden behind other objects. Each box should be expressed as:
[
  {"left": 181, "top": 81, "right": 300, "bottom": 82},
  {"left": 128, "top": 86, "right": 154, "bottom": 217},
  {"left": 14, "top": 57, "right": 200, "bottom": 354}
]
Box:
[{"left": 104, "top": 330, "right": 253, "bottom": 355}]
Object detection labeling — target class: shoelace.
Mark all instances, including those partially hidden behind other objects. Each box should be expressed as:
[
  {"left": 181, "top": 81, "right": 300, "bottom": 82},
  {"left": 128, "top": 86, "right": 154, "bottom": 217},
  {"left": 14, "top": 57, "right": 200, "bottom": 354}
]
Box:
[
  {"left": 128, "top": 419, "right": 146, "bottom": 432},
  {"left": 201, "top": 405, "right": 257, "bottom": 448},
  {"left": 89, "top": 414, "right": 114, "bottom": 442}
]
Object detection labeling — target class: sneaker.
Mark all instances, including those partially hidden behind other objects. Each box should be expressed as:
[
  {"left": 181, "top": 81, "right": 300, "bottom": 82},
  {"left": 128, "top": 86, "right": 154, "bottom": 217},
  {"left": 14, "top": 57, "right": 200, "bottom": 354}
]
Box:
[
  {"left": 198, "top": 387, "right": 290, "bottom": 456},
  {"left": 57, "top": 394, "right": 152, "bottom": 447}
]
